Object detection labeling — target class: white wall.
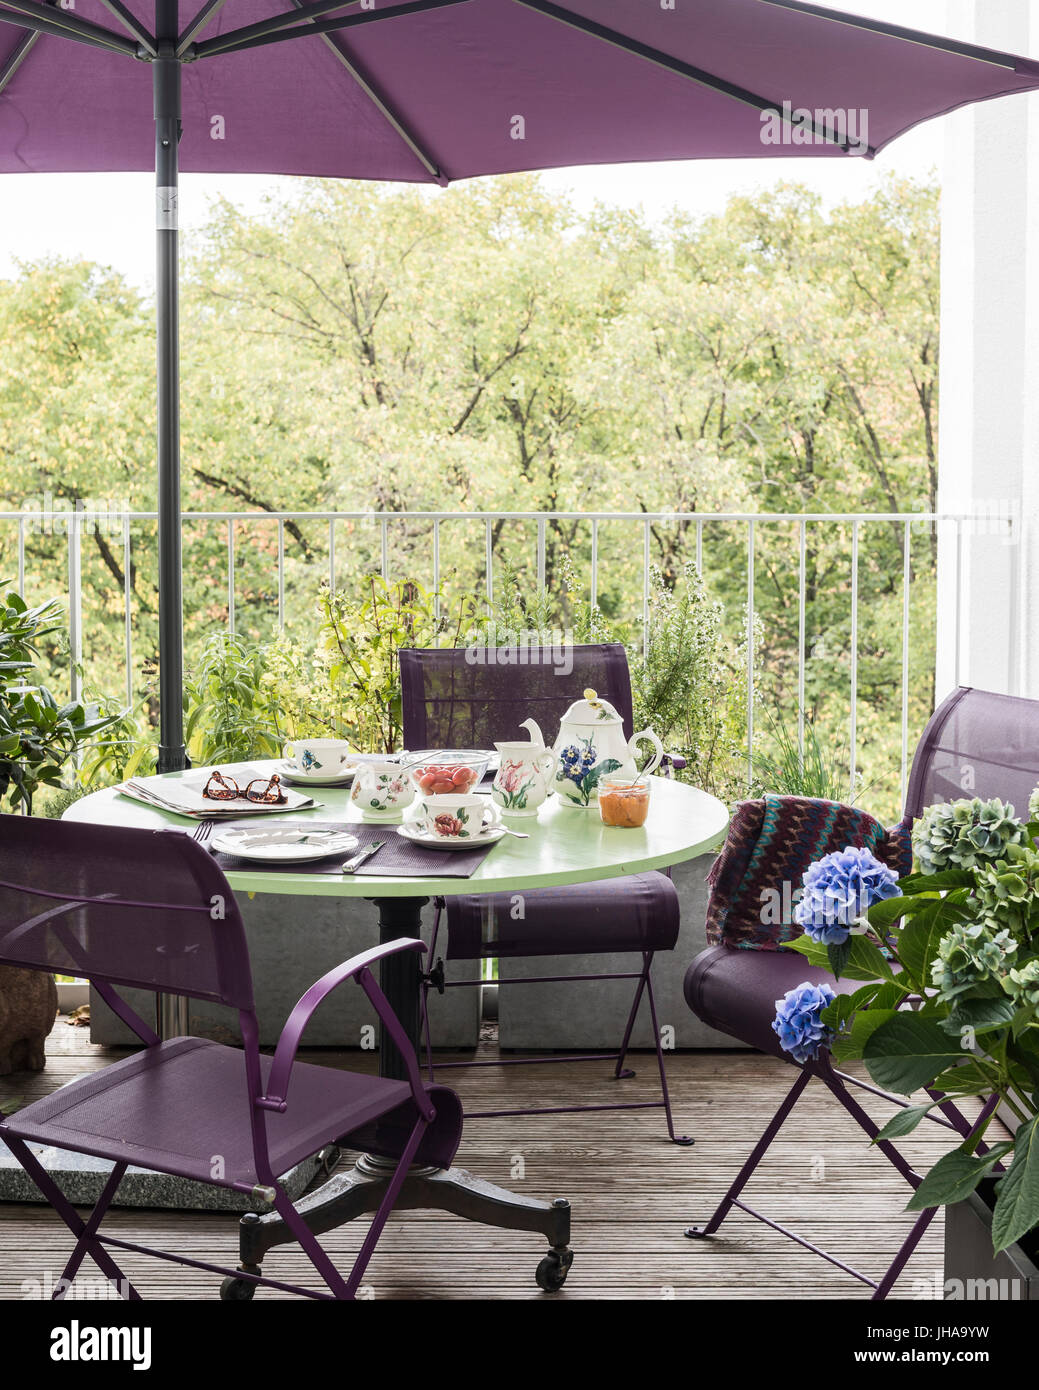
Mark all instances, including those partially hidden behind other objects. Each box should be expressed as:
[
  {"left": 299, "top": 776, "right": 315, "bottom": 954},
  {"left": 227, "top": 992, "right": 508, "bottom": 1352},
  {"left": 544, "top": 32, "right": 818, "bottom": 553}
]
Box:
[{"left": 937, "top": 0, "right": 1039, "bottom": 701}]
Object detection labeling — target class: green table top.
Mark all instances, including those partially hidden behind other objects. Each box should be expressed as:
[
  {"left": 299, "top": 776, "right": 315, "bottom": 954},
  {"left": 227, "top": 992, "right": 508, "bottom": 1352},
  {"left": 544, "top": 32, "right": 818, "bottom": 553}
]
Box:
[{"left": 64, "top": 763, "right": 730, "bottom": 900}]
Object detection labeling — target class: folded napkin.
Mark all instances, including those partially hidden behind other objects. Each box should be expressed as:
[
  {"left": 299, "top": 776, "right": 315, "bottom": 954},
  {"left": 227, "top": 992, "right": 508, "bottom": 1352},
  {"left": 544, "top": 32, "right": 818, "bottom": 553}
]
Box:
[{"left": 120, "top": 765, "right": 316, "bottom": 820}]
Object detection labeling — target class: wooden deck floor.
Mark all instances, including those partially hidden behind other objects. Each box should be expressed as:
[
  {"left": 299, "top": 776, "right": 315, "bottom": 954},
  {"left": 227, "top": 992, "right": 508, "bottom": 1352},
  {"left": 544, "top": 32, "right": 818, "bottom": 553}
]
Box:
[{"left": 0, "top": 1022, "right": 994, "bottom": 1301}]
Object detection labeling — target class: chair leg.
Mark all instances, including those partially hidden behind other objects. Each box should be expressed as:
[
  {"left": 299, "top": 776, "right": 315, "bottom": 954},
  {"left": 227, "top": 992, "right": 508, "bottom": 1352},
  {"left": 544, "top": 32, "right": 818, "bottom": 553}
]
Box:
[
  {"left": 686, "top": 1066, "right": 812, "bottom": 1239},
  {"left": 4, "top": 1135, "right": 141, "bottom": 1300},
  {"left": 54, "top": 1160, "right": 130, "bottom": 1297},
  {"left": 643, "top": 963, "right": 693, "bottom": 1146},
  {"left": 342, "top": 1113, "right": 429, "bottom": 1299},
  {"left": 872, "top": 1209, "right": 940, "bottom": 1301},
  {"left": 419, "top": 976, "right": 435, "bottom": 1083},
  {"left": 421, "top": 903, "right": 444, "bottom": 1082},
  {"left": 267, "top": 1114, "right": 431, "bottom": 1300},
  {"left": 820, "top": 1066, "right": 921, "bottom": 1188},
  {"left": 612, "top": 963, "right": 648, "bottom": 1082}
]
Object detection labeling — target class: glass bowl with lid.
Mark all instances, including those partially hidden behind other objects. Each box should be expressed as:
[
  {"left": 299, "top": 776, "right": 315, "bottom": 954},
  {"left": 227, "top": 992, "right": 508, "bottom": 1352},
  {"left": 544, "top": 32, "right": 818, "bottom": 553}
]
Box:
[{"left": 402, "top": 749, "right": 491, "bottom": 796}]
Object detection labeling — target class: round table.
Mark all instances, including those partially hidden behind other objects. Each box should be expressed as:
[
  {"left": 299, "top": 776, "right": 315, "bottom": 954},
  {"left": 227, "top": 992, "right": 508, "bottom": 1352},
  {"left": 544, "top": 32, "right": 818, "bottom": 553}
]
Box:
[{"left": 66, "top": 766, "right": 729, "bottom": 1291}]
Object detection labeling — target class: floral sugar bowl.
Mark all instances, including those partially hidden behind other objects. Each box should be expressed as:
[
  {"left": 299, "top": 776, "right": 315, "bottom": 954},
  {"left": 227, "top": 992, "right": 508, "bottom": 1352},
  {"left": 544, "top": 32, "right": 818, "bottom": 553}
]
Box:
[
  {"left": 551, "top": 689, "right": 663, "bottom": 809},
  {"left": 349, "top": 761, "right": 415, "bottom": 821}
]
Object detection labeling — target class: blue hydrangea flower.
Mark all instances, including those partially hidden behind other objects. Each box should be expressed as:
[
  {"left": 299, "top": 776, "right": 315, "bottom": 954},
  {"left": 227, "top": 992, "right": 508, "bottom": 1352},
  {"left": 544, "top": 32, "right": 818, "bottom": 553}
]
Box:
[
  {"left": 794, "top": 846, "right": 901, "bottom": 946},
  {"left": 772, "top": 981, "right": 837, "bottom": 1063}
]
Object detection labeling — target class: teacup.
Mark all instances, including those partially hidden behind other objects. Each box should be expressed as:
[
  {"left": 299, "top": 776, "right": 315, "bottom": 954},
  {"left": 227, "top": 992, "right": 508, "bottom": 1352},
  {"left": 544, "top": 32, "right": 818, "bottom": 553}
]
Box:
[
  {"left": 283, "top": 738, "right": 354, "bottom": 780},
  {"left": 350, "top": 761, "right": 416, "bottom": 820},
  {"left": 413, "top": 793, "right": 502, "bottom": 840}
]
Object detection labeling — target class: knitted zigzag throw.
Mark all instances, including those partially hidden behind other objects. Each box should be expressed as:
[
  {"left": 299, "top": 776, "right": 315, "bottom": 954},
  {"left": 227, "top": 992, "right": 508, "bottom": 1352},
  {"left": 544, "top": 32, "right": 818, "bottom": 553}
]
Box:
[{"left": 704, "top": 794, "right": 913, "bottom": 951}]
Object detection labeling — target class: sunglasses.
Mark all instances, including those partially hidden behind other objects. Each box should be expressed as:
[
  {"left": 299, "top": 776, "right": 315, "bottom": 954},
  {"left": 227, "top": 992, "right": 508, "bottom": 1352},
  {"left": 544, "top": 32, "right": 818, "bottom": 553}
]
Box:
[{"left": 202, "top": 771, "right": 287, "bottom": 805}]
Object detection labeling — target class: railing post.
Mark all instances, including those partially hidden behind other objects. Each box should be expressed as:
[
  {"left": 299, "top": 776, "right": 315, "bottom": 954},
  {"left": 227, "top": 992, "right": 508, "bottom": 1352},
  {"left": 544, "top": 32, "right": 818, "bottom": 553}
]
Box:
[
  {"left": 642, "top": 520, "right": 651, "bottom": 660},
  {"left": 67, "top": 505, "right": 83, "bottom": 705},
  {"left": 797, "top": 519, "right": 806, "bottom": 768},
  {"left": 226, "top": 518, "right": 235, "bottom": 636},
  {"left": 123, "top": 513, "right": 134, "bottom": 710},
  {"left": 849, "top": 519, "right": 860, "bottom": 796},
  {"left": 900, "top": 520, "right": 912, "bottom": 808},
  {"left": 746, "top": 518, "right": 755, "bottom": 789},
  {"left": 590, "top": 519, "right": 599, "bottom": 610}
]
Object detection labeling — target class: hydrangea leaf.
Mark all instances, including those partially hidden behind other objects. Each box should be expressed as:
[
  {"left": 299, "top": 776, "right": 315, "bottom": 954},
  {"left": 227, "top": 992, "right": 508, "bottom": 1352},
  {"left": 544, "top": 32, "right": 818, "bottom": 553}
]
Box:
[
  {"left": 898, "top": 870, "right": 977, "bottom": 893},
  {"left": 873, "top": 1103, "right": 935, "bottom": 1143},
  {"left": 939, "top": 996, "right": 1017, "bottom": 1037},
  {"left": 829, "top": 1008, "right": 898, "bottom": 1064},
  {"left": 907, "top": 1144, "right": 1013, "bottom": 1213},
  {"left": 992, "top": 1117, "right": 1039, "bottom": 1253},
  {"left": 867, "top": 894, "right": 933, "bottom": 930},
  {"left": 862, "top": 1015, "right": 966, "bottom": 1094},
  {"left": 896, "top": 891, "right": 972, "bottom": 992}
]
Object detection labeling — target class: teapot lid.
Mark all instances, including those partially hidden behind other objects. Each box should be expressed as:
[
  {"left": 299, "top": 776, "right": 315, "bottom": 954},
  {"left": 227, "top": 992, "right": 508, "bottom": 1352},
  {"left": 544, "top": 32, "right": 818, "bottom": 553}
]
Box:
[{"left": 560, "top": 687, "right": 623, "bottom": 725}]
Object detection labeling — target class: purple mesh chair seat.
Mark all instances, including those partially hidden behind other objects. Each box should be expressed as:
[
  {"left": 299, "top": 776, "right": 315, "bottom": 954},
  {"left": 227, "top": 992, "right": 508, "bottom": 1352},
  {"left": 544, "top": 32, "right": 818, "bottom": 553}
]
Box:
[
  {"left": 4, "top": 1038, "right": 461, "bottom": 1185},
  {"left": 401, "top": 643, "right": 691, "bottom": 1143},
  {"left": 447, "top": 873, "right": 679, "bottom": 960},
  {"left": 684, "top": 944, "right": 859, "bottom": 1062},
  {"left": 0, "top": 814, "right": 462, "bottom": 1301}
]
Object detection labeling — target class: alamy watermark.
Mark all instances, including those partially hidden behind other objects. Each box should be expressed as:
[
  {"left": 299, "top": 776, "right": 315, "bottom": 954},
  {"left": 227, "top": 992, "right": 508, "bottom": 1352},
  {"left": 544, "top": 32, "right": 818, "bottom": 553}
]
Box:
[
  {"left": 760, "top": 101, "right": 870, "bottom": 157},
  {"left": 464, "top": 623, "right": 574, "bottom": 677},
  {"left": 18, "top": 492, "right": 129, "bottom": 538}
]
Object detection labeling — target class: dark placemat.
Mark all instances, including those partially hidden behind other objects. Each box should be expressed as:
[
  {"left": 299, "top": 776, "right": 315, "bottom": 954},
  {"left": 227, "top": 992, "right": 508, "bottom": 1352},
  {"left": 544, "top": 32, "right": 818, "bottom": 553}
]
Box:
[{"left": 207, "top": 819, "right": 498, "bottom": 879}]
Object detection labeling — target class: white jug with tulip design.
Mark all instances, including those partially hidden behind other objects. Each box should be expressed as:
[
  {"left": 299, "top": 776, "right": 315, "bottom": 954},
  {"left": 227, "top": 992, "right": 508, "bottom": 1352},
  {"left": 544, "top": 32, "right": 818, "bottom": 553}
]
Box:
[
  {"left": 551, "top": 688, "right": 663, "bottom": 808},
  {"left": 492, "top": 718, "right": 558, "bottom": 817}
]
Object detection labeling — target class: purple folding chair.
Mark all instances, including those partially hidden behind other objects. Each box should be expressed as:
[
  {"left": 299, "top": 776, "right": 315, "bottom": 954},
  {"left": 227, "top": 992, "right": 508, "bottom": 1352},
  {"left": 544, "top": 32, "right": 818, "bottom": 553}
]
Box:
[
  {"left": 0, "top": 814, "right": 462, "bottom": 1301},
  {"left": 400, "top": 643, "right": 690, "bottom": 1144},
  {"left": 682, "top": 686, "right": 1039, "bottom": 1298}
]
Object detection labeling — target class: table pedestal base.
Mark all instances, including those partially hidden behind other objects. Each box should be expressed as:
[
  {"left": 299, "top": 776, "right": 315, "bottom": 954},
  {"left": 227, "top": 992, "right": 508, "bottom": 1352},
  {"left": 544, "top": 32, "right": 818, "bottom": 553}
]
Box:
[{"left": 227, "top": 1155, "right": 573, "bottom": 1297}]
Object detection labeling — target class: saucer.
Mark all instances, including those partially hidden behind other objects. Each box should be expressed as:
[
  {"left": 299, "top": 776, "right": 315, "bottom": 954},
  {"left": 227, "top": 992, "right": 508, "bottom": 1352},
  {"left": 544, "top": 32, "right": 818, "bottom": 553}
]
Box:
[
  {"left": 278, "top": 761, "right": 356, "bottom": 788},
  {"left": 396, "top": 822, "right": 506, "bottom": 852}
]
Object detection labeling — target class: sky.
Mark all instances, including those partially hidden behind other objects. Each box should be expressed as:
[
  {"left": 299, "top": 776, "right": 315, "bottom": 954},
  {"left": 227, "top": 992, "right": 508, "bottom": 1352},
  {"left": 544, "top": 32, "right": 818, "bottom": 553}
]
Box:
[{"left": 0, "top": 2, "right": 981, "bottom": 288}]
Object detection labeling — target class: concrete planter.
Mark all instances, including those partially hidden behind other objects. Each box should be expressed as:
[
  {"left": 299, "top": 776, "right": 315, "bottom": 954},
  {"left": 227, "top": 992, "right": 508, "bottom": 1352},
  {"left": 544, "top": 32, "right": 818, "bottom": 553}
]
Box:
[
  {"left": 497, "top": 852, "right": 744, "bottom": 1050},
  {"left": 90, "top": 892, "right": 479, "bottom": 1049},
  {"left": 944, "top": 1182, "right": 1039, "bottom": 1300}
]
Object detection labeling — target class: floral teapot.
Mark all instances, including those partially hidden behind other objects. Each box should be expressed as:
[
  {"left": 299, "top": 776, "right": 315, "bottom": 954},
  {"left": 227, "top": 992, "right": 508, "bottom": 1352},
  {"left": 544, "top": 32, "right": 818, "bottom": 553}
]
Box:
[{"left": 550, "top": 688, "right": 663, "bottom": 808}]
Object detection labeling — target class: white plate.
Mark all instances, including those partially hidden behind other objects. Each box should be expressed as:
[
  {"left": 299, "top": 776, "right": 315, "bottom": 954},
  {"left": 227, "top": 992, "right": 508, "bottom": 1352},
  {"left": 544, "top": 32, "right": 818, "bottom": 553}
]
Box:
[
  {"left": 396, "top": 822, "right": 506, "bottom": 852},
  {"left": 277, "top": 761, "right": 356, "bottom": 788},
  {"left": 211, "top": 825, "right": 359, "bottom": 863}
]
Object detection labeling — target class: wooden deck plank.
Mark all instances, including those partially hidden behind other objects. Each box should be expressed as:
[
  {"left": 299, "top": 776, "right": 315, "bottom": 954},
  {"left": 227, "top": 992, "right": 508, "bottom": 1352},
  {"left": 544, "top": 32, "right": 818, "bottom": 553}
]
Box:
[{"left": 0, "top": 1022, "right": 994, "bottom": 1301}]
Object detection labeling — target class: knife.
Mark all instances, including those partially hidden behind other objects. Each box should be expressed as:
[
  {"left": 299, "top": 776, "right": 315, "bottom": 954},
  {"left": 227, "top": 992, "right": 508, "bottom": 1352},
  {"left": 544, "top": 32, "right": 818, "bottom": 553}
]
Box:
[{"left": 341, "top": 840, "right": 385, "bottom": 873}]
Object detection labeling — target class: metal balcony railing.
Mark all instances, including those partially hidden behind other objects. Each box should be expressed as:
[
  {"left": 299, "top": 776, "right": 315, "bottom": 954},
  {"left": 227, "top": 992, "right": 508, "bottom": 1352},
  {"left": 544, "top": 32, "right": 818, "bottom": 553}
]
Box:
[{"left": 0, "top": 507, "right": 1015, "bottom": 806}]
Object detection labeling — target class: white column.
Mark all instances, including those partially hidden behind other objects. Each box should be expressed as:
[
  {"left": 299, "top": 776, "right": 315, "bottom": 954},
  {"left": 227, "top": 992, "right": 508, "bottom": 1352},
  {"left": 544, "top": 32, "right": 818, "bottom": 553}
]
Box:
[{"left": 937, "top": 0, "right": 1039, "bottom": 701}]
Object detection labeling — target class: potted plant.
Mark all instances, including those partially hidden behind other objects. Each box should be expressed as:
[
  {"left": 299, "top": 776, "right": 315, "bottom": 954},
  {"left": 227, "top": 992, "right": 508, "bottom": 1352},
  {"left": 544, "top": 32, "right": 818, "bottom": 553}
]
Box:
[
  {"left": 0, "top": 585, "right": 117, "bottom": 814},
  {"left": 772, "top": 791, "right": 1039, "bottom": 1298}
]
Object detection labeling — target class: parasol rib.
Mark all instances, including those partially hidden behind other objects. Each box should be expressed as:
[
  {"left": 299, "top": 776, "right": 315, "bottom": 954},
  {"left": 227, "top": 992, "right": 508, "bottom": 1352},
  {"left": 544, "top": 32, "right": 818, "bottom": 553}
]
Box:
[{"left": 190, "top": 0, "right": 471, "bottom": 62}]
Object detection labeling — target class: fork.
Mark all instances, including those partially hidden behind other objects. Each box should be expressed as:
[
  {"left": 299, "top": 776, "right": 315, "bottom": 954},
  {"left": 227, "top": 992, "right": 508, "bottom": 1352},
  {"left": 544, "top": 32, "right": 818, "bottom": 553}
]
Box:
[{"left": 192, "top": 820, "right": 214, "bottom": 844}]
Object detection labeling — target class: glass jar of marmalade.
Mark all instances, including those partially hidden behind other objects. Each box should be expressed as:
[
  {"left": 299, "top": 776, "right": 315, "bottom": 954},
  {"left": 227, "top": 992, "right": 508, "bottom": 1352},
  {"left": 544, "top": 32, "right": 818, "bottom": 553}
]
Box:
[{"left": 597, "top": 774, "right": 651, "bottom": 828}]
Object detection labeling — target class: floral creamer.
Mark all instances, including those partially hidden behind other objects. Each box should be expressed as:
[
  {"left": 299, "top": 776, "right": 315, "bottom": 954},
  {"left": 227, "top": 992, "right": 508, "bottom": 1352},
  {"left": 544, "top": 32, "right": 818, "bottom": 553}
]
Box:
[{"left": 492, "top": 718, "right": 558, "bottom": 817}]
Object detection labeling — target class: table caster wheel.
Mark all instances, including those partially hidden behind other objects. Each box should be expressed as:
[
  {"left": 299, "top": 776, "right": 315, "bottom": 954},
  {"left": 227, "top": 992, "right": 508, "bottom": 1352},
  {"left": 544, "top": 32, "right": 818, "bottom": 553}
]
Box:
[
  {"left": 535, "top": 1248, "right": 573, "bottom": 1292},
  {"left": 220, "top": 1265, "right": 261, "bottom": 1300}
]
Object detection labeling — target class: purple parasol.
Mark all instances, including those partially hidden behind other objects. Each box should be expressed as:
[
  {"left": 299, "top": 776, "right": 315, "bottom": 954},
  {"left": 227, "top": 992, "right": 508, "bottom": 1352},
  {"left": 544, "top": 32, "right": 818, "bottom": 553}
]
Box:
[{"left": 2, "top": 0, "right": 1038, "bottom": 767}]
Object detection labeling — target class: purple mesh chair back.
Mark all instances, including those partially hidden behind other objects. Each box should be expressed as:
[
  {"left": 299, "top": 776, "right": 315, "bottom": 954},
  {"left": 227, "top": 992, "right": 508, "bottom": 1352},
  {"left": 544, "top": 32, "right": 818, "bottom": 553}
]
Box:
[
  {"left": 0, "top": 814, "right": 253, "bottom": 1010},
  {"left": 904, "top": 687, "right": 1039, "bottom": 822},
  {"left": 400, "top": 642, "right": 634, "bottom": 749}
]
